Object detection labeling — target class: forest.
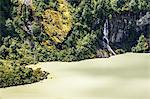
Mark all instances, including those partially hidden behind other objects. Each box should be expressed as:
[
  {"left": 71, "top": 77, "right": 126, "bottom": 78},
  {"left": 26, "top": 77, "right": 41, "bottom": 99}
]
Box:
[{"left": 0, "top": 0, "right": 150, "bottom": 87}]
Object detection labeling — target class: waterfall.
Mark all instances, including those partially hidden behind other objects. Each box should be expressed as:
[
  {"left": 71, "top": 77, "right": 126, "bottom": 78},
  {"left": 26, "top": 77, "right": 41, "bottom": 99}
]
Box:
[
  {"left": 22, "top": 2, "right": 34, "bottom": 49},
  {"left": 103, "top": 19, "right": 109, "bottom": 46},
  {"left": 26, "top": 21, "right": 33, "bottom": 35},
  {"left": 103, "top": 19, "right": 116, "bottom": 55},
  {"left": 24, "top": 0, "right": 32, "bottom": 6}
]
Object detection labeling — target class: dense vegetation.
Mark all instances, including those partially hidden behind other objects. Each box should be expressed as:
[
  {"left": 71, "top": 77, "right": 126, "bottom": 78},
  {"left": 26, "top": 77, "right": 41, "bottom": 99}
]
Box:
[
  {"left": 132, "top": 34, "right": 149, "bottom": 52},
  {"left": 0, "top": 60, "right": 49, "bottom": 88},
  {"left": 0, "top": 0, "right": 149, "bottom": 62},
  {"left": 0, "top": 0, "right": 150, "bottom": 87}
]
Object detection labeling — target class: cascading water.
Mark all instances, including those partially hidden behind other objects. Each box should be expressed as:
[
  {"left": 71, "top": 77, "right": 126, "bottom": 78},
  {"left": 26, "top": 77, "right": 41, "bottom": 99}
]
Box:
[
  {"left": 21, "top": 1, "right": 35, "bottom": 50},
  {"left": 103, "top": 19, "right": 116, "bottom": 55},
  {"left": 23, "top": 0, "right": 32, "bottom": 6}
]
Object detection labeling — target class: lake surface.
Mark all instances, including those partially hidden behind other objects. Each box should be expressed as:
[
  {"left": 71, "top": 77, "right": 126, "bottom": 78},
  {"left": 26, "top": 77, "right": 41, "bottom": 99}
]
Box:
[{"left": 0, "top": 53, "right": 150, "bottom": 99}]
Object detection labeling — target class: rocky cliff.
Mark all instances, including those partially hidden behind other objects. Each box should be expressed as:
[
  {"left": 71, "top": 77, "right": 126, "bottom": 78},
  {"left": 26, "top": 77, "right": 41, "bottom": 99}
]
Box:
[{"left": 109, "top": 11, "right": 150, "bottom": 51}]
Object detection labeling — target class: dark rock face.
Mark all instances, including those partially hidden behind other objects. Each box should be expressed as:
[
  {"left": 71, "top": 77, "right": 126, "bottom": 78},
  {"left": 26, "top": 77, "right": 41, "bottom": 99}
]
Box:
[{"left": 109, "top": 11, "right": 150, "bottom": 50}]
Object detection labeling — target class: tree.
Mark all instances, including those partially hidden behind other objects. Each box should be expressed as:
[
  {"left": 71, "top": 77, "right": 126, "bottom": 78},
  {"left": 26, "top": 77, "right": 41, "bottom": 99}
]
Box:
[
  {"left": 0, "top": 0, "right": 11, "bottom": 37},
  {"left": 132, "top": 34, "right": 149, "bottom": 53}
]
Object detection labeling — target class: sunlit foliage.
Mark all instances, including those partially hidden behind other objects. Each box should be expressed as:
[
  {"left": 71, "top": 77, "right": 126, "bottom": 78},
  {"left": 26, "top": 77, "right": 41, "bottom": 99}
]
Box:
[
  {"left": 0, "top": 60, "right": 49, "bottom": 88},
  {"left": 132, "top": 35, "right": 149, "bottom": 53},
  {"left": 42, "top": 0, "right": 72, "bottom": 43}
]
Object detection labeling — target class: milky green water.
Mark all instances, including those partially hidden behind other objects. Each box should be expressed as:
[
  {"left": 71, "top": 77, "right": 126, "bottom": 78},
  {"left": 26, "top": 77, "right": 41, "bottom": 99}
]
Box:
[{"left": 0, "top": 53, "right": 150, "bottom": 99}]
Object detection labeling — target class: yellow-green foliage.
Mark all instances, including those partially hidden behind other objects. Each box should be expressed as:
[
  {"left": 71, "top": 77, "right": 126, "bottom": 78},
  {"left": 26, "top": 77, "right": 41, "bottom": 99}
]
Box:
[
  {"left": 11, "top": 0, "right": 72, "bottom": 44},
  {"left": 110, "top": 0, "right": 149, "bottom": 12},
  {"left": 42, "top": 0, "right": 72, "bottom": 44},
  {"left": 0, "top": 60, "right": 49, "bottom": 88},
  {"left": 132, "top": 35, "right": 149, "bottom": 53},
  {"left": 110, "top": 0, "right": 130, "bottom": 12}
]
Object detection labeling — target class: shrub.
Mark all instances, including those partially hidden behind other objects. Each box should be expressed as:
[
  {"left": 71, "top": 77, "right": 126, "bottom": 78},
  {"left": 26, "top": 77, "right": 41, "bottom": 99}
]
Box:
[
  {"left": 132, "top": 35, "right": 149, "bottom": 53},
  {"left": 0, "top": 37, "right": 36, "bottom": 65},
  {"left": 115, "top": 49, "right": 126, "bottom": 54},
  {"left": 0, "top": 61, "right": 49, "bottom": 88}
]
